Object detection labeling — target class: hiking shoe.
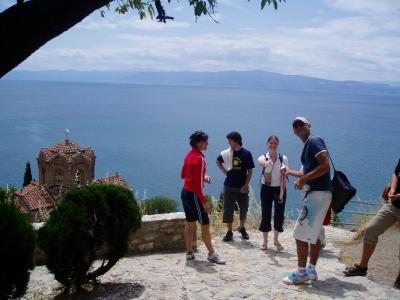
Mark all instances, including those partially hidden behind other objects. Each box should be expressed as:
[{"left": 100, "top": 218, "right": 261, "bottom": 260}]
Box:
[
  {"left": 283, "top": 270, "right": 310, "bottom": 285},
  {"left": 237, "top": 227, "right": 249, "bottom": 240},
  {"left": 223, "top": 230, "right": 233, "bottom": 242},
  {"left": 394, "top": 280, "right": 400, "bottom": 290},
  {"left": 307, "top": 267, "right": 318, "bottom": 281},
  {"left": 186, "top": 251, "right": 195, "bottom": 260},
  {"left": 343, "top": 264, "right": 368, "bottom": 277},
  {"left": 208, "top": 252, "right": 226, "bottom": 265}
]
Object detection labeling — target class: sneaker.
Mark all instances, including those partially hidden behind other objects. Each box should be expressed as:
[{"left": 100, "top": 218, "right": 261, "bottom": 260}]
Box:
[
  {"left": 186, "top": 251, "right": 195, "bottom": 260},
  {"left": 208, "top": 252, "right": 226, "bottom": 265},
  {"left": 237, "top": 227, "right": 249, "bottom": 240},
  {"left": 223, "top": 230, "right": 233, "bottom": 242},
  {"left": 307, "top": 266, "right": 318, "bottom": 281},
  {"left": 343, "top": 264, "right": 368, "bottom": 277},
  {"left": 283, "top": 270, "right": 310, "bottom": 285},
  {"left": 394, "top": 280, "right": 400, "bottom": 290}
]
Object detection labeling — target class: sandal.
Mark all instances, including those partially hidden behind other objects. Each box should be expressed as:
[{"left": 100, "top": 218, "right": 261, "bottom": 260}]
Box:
[
  {"left": 274, "top": 241, "right": 284, "bottom": 251},
  {"left": 343, "top": 264, "right": 368, "bottom": 277},
  {"left": 259, "top": 242, "right": 268, "bottom": 251}
]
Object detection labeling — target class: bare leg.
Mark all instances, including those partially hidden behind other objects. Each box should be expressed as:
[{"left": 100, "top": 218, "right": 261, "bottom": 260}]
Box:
[
  {"left": 296, "top": 239, "right": 309, "bottom": 268},
  {"left": 273, "top": 230, "right": 280, "bottom": 244},
  {"left": 260, "top": 232, "right": 269, "bottom": 249},
  {"left": 310, "top": 239, "right": 321, "bottom": 265},
  {"left": 184, "top": 222, "right": 195, "bottom": 252},
  {"left": 226, "top": 222, "right": 233, "bottom": 231},
  {"left": 359, "top": 242, "right": 376, "bottom": 268},
  {"left": 239, "top": 219, "right": 246, "bottom": 228},
  {"left": 201, "top": 224, "right": 215, "bottom": 255}
]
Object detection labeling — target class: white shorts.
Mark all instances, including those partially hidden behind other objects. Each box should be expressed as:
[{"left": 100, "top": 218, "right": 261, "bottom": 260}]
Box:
[{"left": 293, "top": 191, "right": 332, "bottom": 244}]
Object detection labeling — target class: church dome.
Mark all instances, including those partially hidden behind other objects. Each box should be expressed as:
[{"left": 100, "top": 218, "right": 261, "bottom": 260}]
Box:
[{"left": 39, "top": 139, "right": 95, "bottom": 162}]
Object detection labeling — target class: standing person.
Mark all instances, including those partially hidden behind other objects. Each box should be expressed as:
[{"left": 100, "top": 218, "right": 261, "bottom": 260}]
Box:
[
  {"left": 216, "top": 131, "right": 255, "bottom": 241},
  {"left": 283, "top": 117, "right": 332, "bottom": 285},
  {"left": 343, "top": 159, "right": 400, "bottom": 290},
  {"left": 181, "top": 131, "right": 225, "bottom": 264},
  {"left": 258, "top": 135, "right": 289, "bottom": 251}
]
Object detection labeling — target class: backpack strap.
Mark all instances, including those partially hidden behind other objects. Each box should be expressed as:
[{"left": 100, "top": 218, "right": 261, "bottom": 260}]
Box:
[
  {"left": 278, "top": 153, "right": 283, "bottom": 165},
  {"left": 261, "top": 154, "right": 268, "bottom": 176}
]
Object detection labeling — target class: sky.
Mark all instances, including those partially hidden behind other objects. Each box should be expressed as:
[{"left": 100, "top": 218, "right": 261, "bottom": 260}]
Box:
[{"left": 2, "top": 0, "right": 400, "bottom": 82}]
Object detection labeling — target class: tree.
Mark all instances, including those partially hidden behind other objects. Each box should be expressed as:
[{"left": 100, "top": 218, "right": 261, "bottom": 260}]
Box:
[
  {"left": 37, "top": 184, "right": 141, "bottom": 292},
  {"left": 0, "top": 0, "right": 285, "bottom": 78},
  {"left": 0, "top": 187, "right": 36, "bottom": 299},
  {"left": 23, "top": 161, "right": 32, "bottom": 187}
]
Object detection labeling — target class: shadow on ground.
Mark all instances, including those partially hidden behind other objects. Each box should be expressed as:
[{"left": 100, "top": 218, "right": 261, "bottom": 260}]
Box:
[{"left": 53, "top": 282, "right": 145, "bottom": 300}]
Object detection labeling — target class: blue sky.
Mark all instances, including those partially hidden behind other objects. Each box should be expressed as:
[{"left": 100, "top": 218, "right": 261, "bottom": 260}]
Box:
[{"left": 2, "top": 0, "right": 400, "bottom": 82}]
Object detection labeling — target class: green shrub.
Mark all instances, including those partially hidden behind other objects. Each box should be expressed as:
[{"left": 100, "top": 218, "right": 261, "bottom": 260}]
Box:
[
  {"left": 0, "top": 188, "right": 36, "bottom": 299},
  {"left": 141, "top": 197, "right": 177, "bottom": 215},
  {"left": 38, "top": 184, "right": 141, "bottom": 291}
]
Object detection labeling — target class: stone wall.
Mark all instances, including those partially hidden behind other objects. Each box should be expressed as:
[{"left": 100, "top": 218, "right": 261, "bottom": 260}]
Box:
[{"left": 127, "top": 212, "right": 197, "bottom": 255}]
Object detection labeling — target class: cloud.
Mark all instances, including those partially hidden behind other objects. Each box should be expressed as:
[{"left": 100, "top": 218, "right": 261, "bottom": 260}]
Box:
[
  {"left": 78, "top": 17, "right": 190, "bottom": 31},
  {"left": 326, "top": 0, "right": 400, "bottom": 15}
]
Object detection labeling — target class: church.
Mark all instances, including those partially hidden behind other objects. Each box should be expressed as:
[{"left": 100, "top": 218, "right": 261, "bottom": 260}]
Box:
[{"left": 15, "top": 136, "right": 131, "bottom": 221}]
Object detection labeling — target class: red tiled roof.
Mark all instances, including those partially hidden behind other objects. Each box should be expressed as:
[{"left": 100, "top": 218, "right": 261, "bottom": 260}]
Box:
[
  {"left": 93, "top": 174, "right": 132, "bottom": 190},
  {"left": 15, "top": 181, "right": 56, "bottom": 212},
  {"left": 15, "top": 200, "right": 29, "bottom": 215},
  {"left": 39, "top": 139, "right": 95, "bottom": 162},
  {"left": 46, "top": 185, "right": 70, "bottom": 200}
]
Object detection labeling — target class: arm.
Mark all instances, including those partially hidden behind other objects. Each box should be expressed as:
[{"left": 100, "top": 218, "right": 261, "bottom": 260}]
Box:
[
  {"left": 285, "top": 168, "right": 304, "bottom": 178},
  {"left": 295, "top": 152, "right": 330, "bottom": 189},
  {"left": 193, "top": 160, "right": 206, "bottom": 205},
  {"left": 240, "top": 169, "right": 253, "bottom": 193},
  {"left": 216, "top": 160, "right": 228, "bottom": 176},
  {"left": 389, "top": 174, "right": 399, "bottom": 200}
]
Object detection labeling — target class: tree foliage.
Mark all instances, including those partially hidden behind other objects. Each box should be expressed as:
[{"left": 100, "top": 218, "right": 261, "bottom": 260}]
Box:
[
  {"left": 141, "top": 196, "right": 177, "bottom": 215},
  {"left": 37, "top": 184, "right": 142, "bottom": 291},
  {"left": 23, "top": 161, "right": 33, "bottom": 187},
  {"left": 0, "top": 0, "right": 285, "bottom": 78},
  {"left": 0, "top": 187, "right": 36, "bottom": 299}
]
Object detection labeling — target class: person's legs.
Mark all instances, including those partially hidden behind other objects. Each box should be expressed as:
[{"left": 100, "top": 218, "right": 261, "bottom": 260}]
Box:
[
  {"left": 309, "top": 239, "right": 321, "bottom": 265},
  {"left": 238, "top": 190, "right": 249, "bottom": 229},
  {"left": 222, "top": 186, "right": 235, "bottom": 234},
  {"left": 259, "top": 185, "right": 273, "bottom": 247},
  {"left": 200, "top": 223, "right": 215, "bottom": 254},
  {"left": 273, "top": 188, "right": 285, "bottom": 248},
  {"left": 361, "top": 203, "right": 398, "bottom": 267},
  {"left": 185, "top": 221, "right": 195, "bottom": 252},
  {"left": 296, "top": 239, "right": 309, "bottom": 268}
]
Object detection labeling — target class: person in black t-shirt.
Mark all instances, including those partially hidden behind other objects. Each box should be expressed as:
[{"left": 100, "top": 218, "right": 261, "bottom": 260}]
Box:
[
  {"left": 216, "top": 132, "right": 255, "bottom": 241},
  {"left": 344, "top": 159, "right": 400, "bottom": 290}
]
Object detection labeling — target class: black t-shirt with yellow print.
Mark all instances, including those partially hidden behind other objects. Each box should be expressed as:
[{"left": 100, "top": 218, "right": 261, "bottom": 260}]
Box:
[{"left": 217, "top": 148, "right": 255, "bottom": 188}]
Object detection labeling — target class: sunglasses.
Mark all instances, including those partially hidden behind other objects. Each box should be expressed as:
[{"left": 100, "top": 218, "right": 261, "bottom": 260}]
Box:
[{"left": 293, "top": 122, "right": 306, "bottom": 129}]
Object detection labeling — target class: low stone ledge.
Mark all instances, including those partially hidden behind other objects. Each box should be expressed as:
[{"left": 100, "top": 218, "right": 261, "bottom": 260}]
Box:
[{"left": 127, "top": 212, "right": 196, "bottom": 255}]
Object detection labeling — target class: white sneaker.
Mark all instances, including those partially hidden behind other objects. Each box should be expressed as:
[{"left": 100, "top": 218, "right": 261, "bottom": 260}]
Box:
[
  {"left": 283, "top": 270, "right": 310, "bottom": 285},
  {"left": 307, "top": 266, "right": 318, "bottom": 280},
  {"left": 207, "top": 252, "right": 226, "bottom": 265},
  {"left": 186, "top": 251, "right": 195, "bottom": 260}
]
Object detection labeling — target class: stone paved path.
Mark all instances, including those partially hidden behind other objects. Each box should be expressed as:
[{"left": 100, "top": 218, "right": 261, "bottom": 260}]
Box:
[{"left": 24, "top": 226, "right": 399, "bottom": 299}]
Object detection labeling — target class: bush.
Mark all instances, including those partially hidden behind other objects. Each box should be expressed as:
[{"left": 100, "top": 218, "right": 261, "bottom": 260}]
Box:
[
  {"left": 0, "top": 188, "right": 36, "bottom": 299},
  {"left": 141, "top": 196, "right": 177, "bottom": 215},
  {"left": 38, "top": 184, "right": 141, "bottom": 291}
]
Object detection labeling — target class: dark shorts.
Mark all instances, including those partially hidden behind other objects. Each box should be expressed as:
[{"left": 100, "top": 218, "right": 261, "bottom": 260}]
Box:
[
  {"left": 223, "top": 185, "right": 249, "bottom": 223},
  {"left": 181, "top": 189, "right": 210, "bottom": 225}
]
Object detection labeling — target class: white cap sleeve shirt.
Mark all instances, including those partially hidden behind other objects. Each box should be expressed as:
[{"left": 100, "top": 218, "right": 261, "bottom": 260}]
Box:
[{"left": 258, "top": 152, "right": 289, "bottom": 187}]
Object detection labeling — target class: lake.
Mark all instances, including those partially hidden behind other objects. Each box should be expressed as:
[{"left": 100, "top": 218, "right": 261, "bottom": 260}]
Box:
[{"left": 0, "top": 80, "right": 399, "bottom": 220}]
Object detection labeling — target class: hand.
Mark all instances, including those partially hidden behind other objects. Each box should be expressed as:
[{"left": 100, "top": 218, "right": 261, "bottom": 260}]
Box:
[
  {"left": 204, "top": 175, "right": 212, "bottom": 184},
  {"left": 203, "top": 203, "right": 211, "bottom": 214},
  {"left": 389, "top": 190, "right": 399, "bottom": 201},
  {"left": 240, "top": 185, "right": 249, "bottom": 194},
  {"left": 278, "top": 192, "right": 284, "bottom": 203},
  {"left": 294, "top": 177, "right": 305, "bottom": 190}
]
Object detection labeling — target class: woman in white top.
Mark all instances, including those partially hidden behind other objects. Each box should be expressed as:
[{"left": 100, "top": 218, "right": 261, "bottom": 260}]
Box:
[{"left": 258, "top": 135, "right": 288, "bottom": 251}]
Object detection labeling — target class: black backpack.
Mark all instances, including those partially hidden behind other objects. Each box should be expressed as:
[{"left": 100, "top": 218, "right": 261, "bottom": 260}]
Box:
[{"left": 328, "top": 152, "right": 357, "bottom": 213}]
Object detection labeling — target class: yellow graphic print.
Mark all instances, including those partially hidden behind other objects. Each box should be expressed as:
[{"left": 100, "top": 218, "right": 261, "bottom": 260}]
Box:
[{"left": 232, "top": 157, "right": 242, "bottom": 170}]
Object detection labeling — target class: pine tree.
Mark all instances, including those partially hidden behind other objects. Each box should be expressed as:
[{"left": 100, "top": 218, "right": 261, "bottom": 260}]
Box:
[{"left": 23, "top": 161, "right": 32, "bottom": 187}]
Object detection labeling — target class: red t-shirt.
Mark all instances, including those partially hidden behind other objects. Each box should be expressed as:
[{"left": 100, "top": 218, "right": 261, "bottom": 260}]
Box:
[{"left": 181, "top": 148, "right": 206, "bottom": 203}]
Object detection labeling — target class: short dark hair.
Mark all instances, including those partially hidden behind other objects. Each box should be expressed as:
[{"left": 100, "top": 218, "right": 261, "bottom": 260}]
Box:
[
  {"left": 267, "top": 135, "right": 279, "bottom": 144},
  {"left": 189, "top": 131, "right": 208, "bottom": 147},
  {"left": 226, "top": 131, "right": 242, "bottom": 146}
]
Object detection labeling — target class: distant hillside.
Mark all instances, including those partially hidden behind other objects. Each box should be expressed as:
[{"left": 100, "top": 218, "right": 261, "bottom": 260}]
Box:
[{"left": 4, "top": 70, "right": 400, "bottom": 96}]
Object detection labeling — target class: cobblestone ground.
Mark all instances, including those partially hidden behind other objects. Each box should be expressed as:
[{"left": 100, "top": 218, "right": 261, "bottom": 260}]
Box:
[{"left": 24, "top": 226, "right": 399, "bottom": 299}]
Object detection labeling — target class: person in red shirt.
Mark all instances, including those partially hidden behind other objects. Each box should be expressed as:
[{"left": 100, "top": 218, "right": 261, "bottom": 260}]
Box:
[{"left": 181, "top": 131, "right": 225, "bottom": 264}]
